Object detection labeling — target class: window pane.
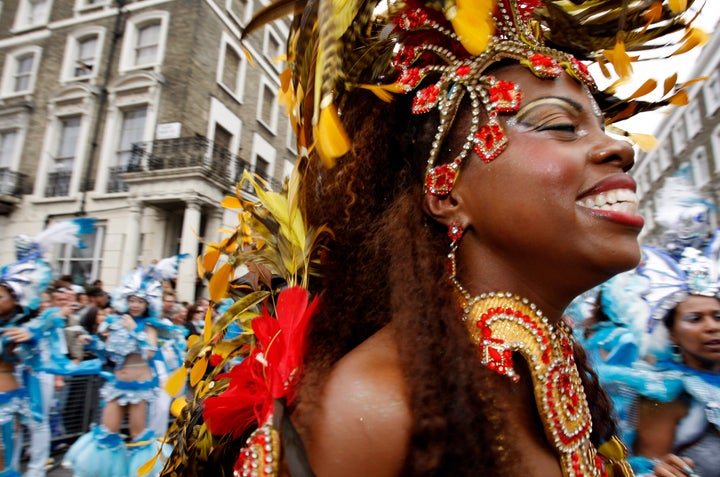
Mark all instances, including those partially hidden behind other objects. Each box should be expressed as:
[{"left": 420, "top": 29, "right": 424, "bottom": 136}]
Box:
[
  {"left": 14, "top": 55, "right": 34, "bottom": 92},
  {"left": 261, "top": 84, "right": 274, "bottom": 126},
  {"left": 76, "top": 36, "right": 98, "bottom": 77},
  {"left": 135, "top": 23, "right": 160, "bottom": 65},
  {"left": 27, "top": 0, "right": 49, "bottom": 25},
  {"left": 0, "top": 131, "right": 18, "bottom": 168},
  {"left": 56, "top": 117, "right": 81, "bottom": 170},
  {"left": 222, "top": 47, "right": 240, "bottom": 92},
  {"left": 117, "top": 108, "right": 147, "bottom": 167}
]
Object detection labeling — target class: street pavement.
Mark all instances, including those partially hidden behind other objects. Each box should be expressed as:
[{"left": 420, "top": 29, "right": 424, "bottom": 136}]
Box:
[{"left": 20, "top": 449, "right": 73, "bottom": 477}]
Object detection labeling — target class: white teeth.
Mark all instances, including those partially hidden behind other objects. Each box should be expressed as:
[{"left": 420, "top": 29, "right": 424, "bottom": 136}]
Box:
[{"left": 576, "top": 189, "right": 638, "bottom": 214}]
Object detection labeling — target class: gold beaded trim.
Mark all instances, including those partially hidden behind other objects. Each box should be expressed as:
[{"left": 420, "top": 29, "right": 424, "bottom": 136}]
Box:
[{"left": 458, "top": 290, "right": 603, "bottom": 477}]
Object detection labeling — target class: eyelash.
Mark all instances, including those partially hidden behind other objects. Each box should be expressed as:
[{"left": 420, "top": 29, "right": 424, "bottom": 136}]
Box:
[{"left": 537, "top": 123, "right": 577, "bottom": 133}]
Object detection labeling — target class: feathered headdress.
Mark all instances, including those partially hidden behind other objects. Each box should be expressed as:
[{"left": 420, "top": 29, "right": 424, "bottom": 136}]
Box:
[
  {"left": 653, "top": 170, "right": 716, "bottom": 260},
  {"left": 14, "top": 217, "right": 96, "bottom": 261},
  {"left": 1, "top": 218, "right": 97, "bottom": 311},
  {"left": 637, "top": 240, "right": 720, "bottom": 324},
  {"left": 0, "top": 258, "right": 53, "bottom": 312},
  {"left": 112, "top": 254, "right": 188, "bottom": 318},
  {"left": 243, "top": 0, "right": 705, "bottom": 192}
]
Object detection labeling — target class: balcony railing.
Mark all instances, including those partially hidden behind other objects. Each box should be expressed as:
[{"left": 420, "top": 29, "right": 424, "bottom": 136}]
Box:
[
  {"left": 45, "top": 170, "right": 72, "bottom": 197},
  {"left": 107, "top": 166, "right": 129, "bottom": 193},
  {"left": 0, "top": 168, "right": 28, "bottom": 197},
  {"left": 126, "top": 136, "right": 281, "bottom": 190}
]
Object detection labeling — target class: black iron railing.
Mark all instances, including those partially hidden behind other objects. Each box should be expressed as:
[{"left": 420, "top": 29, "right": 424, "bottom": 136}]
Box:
[
  {"left": 126, "top": 136, "right": 281, "bottom": 190},
  {"left": 0, "top": 168, "right": 28, "bottom": 197},
  {"left": 106, "top": 165, "right": 129, "bottom": 193},
  {"left": 45, "top": 170, "right": 72, "bottom": 197}
]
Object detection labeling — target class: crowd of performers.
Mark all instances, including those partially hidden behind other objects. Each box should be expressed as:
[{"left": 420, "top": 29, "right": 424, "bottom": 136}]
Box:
[
  {"left": 567, "top": 176, "right": 720, "bottom": 477},
  {"left": 3, "top": 192, "right": 720, "bottom": 477},
  {"left": 0, "top": 219, "right": 187, "bottom": 477}
]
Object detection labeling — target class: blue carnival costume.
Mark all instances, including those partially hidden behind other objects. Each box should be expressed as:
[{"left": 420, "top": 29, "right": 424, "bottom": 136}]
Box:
[
  {"left": 570, "top": 176, "right": 720, "bottom": 477},
  {"left": 62, "top": 258, "right": 185, "bottom": 477},
  {"left": 0, "top": 232, "right": 62, "bottom": 477}
]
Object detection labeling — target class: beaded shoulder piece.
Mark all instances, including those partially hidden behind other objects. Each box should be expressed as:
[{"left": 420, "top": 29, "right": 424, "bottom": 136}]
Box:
[{"left": 457, "top": 291, "right": 602, "bottom": 477}]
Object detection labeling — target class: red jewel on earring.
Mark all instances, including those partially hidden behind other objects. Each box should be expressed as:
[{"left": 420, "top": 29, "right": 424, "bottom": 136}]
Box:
[{"left": 448, "top": 221, "right": 464, "bottom": 248}]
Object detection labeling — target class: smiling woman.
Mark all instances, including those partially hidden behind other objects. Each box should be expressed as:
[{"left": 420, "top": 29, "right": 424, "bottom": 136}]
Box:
[
  {"left": 634, "top": 241, "right": 720, "bottom": 477},
  {"left": 160, "top": 1, "right": 707, "bottom": 477}
]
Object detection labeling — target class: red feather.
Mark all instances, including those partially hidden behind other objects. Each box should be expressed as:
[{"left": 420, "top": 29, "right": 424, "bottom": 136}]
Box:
[{"left": 202, "top": 286, "right": 319, "bottom": 437}]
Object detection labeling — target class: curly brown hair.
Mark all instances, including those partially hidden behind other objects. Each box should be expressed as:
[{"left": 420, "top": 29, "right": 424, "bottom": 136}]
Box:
[{"left": 292, "top": 86, "right": 618, "bottom": 476}]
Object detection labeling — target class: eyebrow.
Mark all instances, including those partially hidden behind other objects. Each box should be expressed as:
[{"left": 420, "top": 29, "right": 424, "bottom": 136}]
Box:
[{"left": 514, "top": 96, "right": 584, "bottom": 122}]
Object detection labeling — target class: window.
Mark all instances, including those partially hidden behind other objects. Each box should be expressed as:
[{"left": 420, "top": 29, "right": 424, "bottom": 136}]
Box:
[
  {"left": 135, "top": 23, "right": 160, "bottom": 65},
  {"left": 286, "top": 119, "right": 297, "bottom": 154},
  {"left": 56, "top": 224, "right": 105, "bottom": 285},
  {"left": 0, "top": 130, "right": 20, "bottom": 195},
  {"left": 120, "top": 11, "right": 169, "bottom": 72},
  {"left": 257, "top": 78, "right": 278, "bottom": 133},
  {"left": 685, "top": 106, "right": 701, "bottom": 139},
  {"left": 690, "top": 147, "right": 709, "bottom": 187},
  {"left": 13, "top": 0, "right": 51, "bottom": 30},
  {"left": 671, "top": 120, "right": 687, "bottom": 155},
  {"left": 1, "top": 47, "right": 41, "bottom": 97},
  {"left": 658, "top": 142, "right": 672, "bottom": 172},
  {"left": 46, "top": 116, "right": 80, "bottom": 197},
  {"left": 227, "top": 0, "right": 252, "bottom": 26},
  {"left": 712, "top": 124, "right": 720, "bottom": 173},
  {"left": 75, "top": 0, "right": 109, "bottom": 11},
  {"left": 250, "top": 133, "right": 277, "bottom": 190},
  {"left": 0, "top": 131, "right": 18, "bottom": 169},
  {"left": 117, "top": 108, "right": 147, "bottom": 169},
  {"left": 263, "top": 27, "right": 284, "bottom": 70},
  {"left": 704, "top": 71, "right": 720, "bottom": 116},
  {"left": 218, "top": 34, "right": 247, "bottom": 101},
  {"left": 62, "top": 29, "right": 104, "bottom": 81},
  {"left": 648, "top": 154, "right": 660, "bottom": 182}
]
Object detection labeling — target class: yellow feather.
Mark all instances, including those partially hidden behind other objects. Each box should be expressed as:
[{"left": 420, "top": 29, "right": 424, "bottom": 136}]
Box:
[
  {"left": 628, "top": 79, "right": 657, "bottom": 100},
  {"left": 136, "top": 452, "right": 160, "bottom": 476},
  {"left": 668, "top": 0, "right": 687, "bottom": 13},
  {"left": 358, "top": 83, "right": 405, "bottom": 102},
  {"left": 165, "top": 367, "right": 189, "bottom": 397},
  {"left": 663, "top": 73, "right": 678, "bottom": 96},
  {"left": 668, "top": 90, "right": 689, "bottom": 105},
  {"left": 170, "top": 397, "right": 187, "bottom": 417},
  {"left": 314, "top": 104, "right": 350, "bottom": 167},
  {"left": 448, "top": 0, "right": 495, "bottom": 55},
  {"left": 628, "top": 133, "right": 658, "bottom": 152},
  {"left": 190, "top": 356, "right": 208, "bottom": 387},
  {"left": 672, "top": 27, "right": 709, "bottom": 56},
  {"left": 220, "top": 196, "right": 242, "bottom": 209}
]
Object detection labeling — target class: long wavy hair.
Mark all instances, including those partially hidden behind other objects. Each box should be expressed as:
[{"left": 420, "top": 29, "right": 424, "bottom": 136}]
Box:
[{"left": 292, "top": 79, "right": 618, "bottom": 475}]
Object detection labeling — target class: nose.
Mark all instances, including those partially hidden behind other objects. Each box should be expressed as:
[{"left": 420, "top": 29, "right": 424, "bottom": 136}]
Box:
[{"left": 587, "top": 133, "right": 635, "bottom": 172}]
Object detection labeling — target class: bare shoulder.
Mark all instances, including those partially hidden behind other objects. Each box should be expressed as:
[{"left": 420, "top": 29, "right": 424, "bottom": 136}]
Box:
[{"left": 303, "top": 326, "right": 411, "bottom": 477}]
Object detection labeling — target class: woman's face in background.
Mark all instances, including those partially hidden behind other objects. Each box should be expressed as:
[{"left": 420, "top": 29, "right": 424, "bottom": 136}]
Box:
[
  {"left": 127, "top": 295, "right": 149, "bottom": 318},
  {"left": 0, "top": 286, "right": 16, "bottom": 317},
  {"left": 671, "top": 294, "right": 720, "bottom": 371}
]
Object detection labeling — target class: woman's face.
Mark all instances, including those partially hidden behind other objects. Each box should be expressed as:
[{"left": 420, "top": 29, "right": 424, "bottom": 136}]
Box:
[
  {"left": 127, "top": 295, "right": 148, "bottom": 317},
  {"left": 0, "top": 286, "right": 16, "bottom": 317},
  {"left": 671, "top": 294, "right": 720, "bottom": 371},
  {"left": 451, "top": 66, "right": 641, "bottom": 308}
]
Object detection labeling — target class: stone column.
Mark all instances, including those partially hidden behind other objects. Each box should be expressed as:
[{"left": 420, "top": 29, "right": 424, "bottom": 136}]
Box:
[
  {"left": 121, "top": 200, "right": 143, "bottom": 273},
  {"left": 203, "top": 207, "right": 223, "bottom": 245},
  {"left": 176, "top": 197, "right": 202, "bottom": 303}
]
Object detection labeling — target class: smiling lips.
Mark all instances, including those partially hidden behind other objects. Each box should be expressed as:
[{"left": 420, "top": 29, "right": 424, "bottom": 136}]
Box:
[{"left": 575, "top": 188, "right": 639, "bottom": 215}]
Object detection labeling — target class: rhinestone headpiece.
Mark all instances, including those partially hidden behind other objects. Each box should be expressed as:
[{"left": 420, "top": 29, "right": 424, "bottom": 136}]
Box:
[{"left": 242, "top": 0, "right": 702, "bottom": 194}]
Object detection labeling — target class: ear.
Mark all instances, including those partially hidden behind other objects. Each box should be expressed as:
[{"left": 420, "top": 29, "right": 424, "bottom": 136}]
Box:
[{"left": 422, "top": 187, "right": 467, "bottom": 228}]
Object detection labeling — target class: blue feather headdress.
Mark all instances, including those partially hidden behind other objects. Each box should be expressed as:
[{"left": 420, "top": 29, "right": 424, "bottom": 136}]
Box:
[
  {"left": 111, "top": 254, "right": 189, "bottom": 317},
  {"left": 1, "top": 218, "right": 96, "bottom": 311}
]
